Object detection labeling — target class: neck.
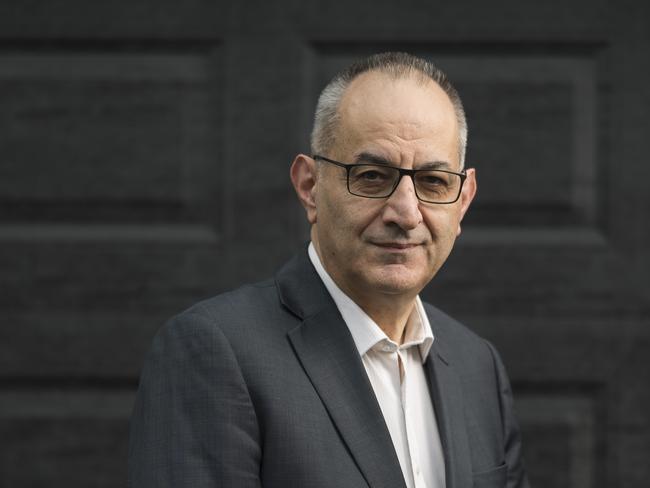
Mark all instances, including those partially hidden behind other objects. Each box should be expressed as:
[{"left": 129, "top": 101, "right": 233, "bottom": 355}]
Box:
[{"left": 353, "top": 292, "right": 417, "bottom": 344}]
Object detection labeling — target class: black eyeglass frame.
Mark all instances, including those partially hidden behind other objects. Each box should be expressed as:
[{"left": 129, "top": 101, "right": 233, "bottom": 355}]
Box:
[{"left": 312, "top": 155, "right": 467, "bottom": 204}]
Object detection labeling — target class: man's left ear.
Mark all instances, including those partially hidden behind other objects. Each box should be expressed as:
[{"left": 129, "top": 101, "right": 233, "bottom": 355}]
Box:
[{"left": 456, "top": 168, "right": 477, "bottom": 236}]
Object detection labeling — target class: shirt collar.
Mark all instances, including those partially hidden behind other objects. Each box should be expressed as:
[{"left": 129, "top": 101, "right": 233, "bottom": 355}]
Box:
[{"left": 308, "top": 242, "right": 434, "bottom": 361}]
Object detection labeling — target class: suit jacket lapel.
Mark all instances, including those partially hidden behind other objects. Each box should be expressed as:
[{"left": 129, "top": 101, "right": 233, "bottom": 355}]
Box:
[
  {"left": 424, "top": 336, "right": 472, "bottom": 488},
  {"left": 278, "top": 251, "right": 407, "bottom": 488}
]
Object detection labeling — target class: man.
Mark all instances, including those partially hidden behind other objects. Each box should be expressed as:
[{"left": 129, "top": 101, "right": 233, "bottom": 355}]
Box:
[{"left": 129, "top": 52, "right": 530, "bottom": 488}]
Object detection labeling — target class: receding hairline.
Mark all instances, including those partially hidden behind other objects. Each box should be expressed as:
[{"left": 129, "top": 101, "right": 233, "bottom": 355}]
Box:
[
  {"left": 334, "top": 69, "right": 462, "bottom": 160},
  {"left": 339, "top": 68, "right": 458, "bottom": 117},
  {"left": 349, "top": 62, "right": 443, "bottom": 85}
]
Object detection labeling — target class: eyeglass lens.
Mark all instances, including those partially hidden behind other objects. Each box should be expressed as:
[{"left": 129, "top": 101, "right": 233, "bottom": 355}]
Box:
[{"left": 348, "top": 164, "right": 462, "bottom": 203}]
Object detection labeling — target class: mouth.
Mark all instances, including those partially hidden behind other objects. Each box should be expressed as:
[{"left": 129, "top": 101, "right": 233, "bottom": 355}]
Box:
[{"left": 371, "top": 242, "right": 420, "bottom": 251}]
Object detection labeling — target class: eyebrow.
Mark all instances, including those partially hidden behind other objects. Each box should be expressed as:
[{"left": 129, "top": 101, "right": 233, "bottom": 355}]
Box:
[
  {"left": 354, "top": 152, "right": 392, "bottom": 165},
  {"left": 354, "top": 151, "right": 453, "bottom": 170}
]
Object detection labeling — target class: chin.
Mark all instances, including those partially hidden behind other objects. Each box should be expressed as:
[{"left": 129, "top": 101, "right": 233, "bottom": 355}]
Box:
[{"left": 366, "top": 268, "right": 426, "bottom": 296}]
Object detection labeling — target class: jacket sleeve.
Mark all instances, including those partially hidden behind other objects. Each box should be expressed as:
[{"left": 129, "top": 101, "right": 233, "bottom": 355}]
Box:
[
  {"left": 485, "top": 341, "right": 531, "bottom": 488},
  {"left": 128, "top": 307, "right": 262, "bottom": 488}
]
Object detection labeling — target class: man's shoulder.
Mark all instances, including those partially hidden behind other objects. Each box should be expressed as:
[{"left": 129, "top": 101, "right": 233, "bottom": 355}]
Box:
[
  {"left": 421, "top": 301, "right": 478, "bottom": 339},
  {"left": 162, "top": 276, "right": 294, "bottom": 343},
  {"left": 192, "top": 277, "right": 279, "bottom": 318},
  {"left": 421, "top": 300, "right": 497, "bottom": 363}
]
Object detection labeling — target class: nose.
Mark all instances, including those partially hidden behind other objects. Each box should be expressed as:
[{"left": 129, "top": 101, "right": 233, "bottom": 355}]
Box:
[{"left": 381, "top": 175, "right": 422, "bottom": 230}]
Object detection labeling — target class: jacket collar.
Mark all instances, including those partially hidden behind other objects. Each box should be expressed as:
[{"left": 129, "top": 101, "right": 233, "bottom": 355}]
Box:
[{"left": 275, "top": 247, "right": 331, "bottom": 320}]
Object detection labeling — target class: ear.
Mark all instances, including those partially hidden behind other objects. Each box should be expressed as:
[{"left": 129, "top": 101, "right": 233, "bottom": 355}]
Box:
[
  {"left": 456, "top": 167, "right": 477, "bottom": 236},
  {"left": 290, "top": 154, "right": 319, "bottom": 224}
]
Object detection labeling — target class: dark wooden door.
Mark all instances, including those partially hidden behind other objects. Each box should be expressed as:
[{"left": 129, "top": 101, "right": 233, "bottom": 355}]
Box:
[{"left": 1, "top": 1, "right": 648, "bottom": 486}]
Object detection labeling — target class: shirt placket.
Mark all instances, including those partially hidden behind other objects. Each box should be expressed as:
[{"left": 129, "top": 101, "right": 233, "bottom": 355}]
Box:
[{"left": 399, "top": 347, "right": 427, "bottom": 488}]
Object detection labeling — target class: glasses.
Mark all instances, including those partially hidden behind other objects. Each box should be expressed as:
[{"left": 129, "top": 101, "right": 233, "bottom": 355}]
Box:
[{"left": 313, "top": 155, "right": 467, "bottom": 204}]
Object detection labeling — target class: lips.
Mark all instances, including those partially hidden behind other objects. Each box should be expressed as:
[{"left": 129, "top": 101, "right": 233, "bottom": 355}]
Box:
[{"left": 372, "top": 242, "right": 419, "bottom": 249}]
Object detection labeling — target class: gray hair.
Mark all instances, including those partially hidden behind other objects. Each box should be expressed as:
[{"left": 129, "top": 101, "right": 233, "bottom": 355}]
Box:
[{"left": 310, "top": 52, "right": 468, "bottom": 168}]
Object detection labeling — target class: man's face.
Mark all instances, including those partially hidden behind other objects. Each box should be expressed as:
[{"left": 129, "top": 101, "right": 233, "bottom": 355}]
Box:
[{"left": 310, "top": 71, "right": 476, "bottom": 303}]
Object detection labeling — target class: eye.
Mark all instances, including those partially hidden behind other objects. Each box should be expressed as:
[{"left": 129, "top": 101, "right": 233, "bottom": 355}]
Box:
[
  {"left": 419, "top": 174, "right": 448, "bottom": 186},
  {"left": 350, "top": 165, "right": 394, "bottom": 182},
  {"left": 358, "top": 169, "right": 389, "bottom": 181}
]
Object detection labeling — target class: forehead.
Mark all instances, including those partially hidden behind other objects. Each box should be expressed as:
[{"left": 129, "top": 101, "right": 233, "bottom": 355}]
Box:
[{"left": 336, "top": 71, "right": 459, "bottom": 164}]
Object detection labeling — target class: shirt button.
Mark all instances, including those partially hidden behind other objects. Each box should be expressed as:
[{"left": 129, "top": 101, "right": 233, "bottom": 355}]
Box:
[{"left": 381, "top": 344, "right": 393, "bottom": 352}]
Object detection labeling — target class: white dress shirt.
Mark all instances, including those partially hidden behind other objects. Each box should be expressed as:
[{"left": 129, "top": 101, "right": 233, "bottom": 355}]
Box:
[{"left": 308, "top": 243, "right": 446, "bottom": 488}]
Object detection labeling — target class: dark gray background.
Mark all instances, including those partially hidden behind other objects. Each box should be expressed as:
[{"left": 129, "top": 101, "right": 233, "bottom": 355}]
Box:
[{"left": 1, "top": 1, "right": 649, "bottom": 487}]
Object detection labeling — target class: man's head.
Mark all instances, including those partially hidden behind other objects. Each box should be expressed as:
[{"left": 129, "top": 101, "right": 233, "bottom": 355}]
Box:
[
  {"left": 291, "top": 52, "right": 476, "bottom": 306},
  {"left": 311, "top": 52, "right": 468, "bottom": 169}
]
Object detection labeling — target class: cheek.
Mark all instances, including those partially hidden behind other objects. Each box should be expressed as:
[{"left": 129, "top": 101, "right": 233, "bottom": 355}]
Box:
[
  {"left": 422, "top": 208, "right": 451, "bottom": 232},
  {"left": 318, "top": 198, "right": 361, "bottom": 249},
  {"left": 334, "top": 201, "right": 379, "bottom": 238},
  {"left": 422, "top": 209, "right": 462, "bottom": 250}
]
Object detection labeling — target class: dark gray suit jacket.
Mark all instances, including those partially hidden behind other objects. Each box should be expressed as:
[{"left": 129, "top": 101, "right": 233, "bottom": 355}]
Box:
[{"left": 128, "top": 249, "right": 530, "bottom": 488}]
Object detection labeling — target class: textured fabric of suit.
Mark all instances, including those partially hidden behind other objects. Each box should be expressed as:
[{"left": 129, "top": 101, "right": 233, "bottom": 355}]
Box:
[{"left": 128, "top": 249, "right": 530, "bottom": 488}]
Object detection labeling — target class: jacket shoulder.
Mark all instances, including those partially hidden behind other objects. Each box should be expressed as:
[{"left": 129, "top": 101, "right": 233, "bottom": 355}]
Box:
[
  {"left": 161, "top": 277, "right": 294, "bottom": 346},
  {"left": 191, "top": 278, "right": 277, "bottom": 319},
  {"left": 422, "top": 301, "right": 499, "bottom": 366},
  {"left": 422, "top": 302, "right": 485, "bottom": 343}
]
